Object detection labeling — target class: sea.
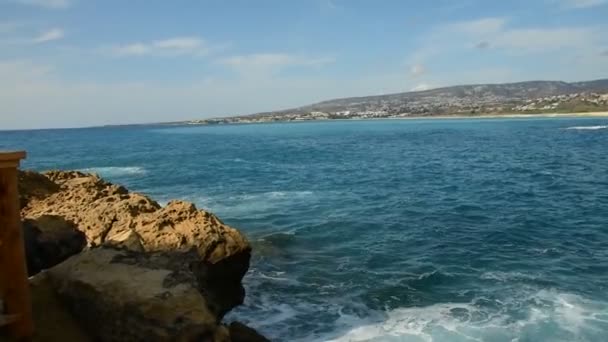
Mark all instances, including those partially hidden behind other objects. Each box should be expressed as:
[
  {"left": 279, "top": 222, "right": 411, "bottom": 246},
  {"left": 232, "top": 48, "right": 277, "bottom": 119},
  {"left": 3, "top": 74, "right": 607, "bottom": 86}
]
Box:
[{"left": 2, "top": 117, "right": 608, "bottom": 341}]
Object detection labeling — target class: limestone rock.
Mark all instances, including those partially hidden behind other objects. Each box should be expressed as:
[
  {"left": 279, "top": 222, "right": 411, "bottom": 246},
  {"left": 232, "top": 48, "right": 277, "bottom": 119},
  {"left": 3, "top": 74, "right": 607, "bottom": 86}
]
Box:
[
  {"left": 18, "top": 170, "right": 59, "bottom": 209},
  {"left": 20, "top": 171, "right": 249, "bottom": 264},
  {"left": 19, "top": 170, "right": 251, "bottom": 315},
  {"left": 17, "top": 170, "right": 265, "bottom": 341},
  {"left": 28, "top": 274, "right": 91, "bottom": 342},
  {"left": 22, "top": 215, "right": 86, "bottom": 276},
  {"left": 44, "top": 248, "right": 228, "bottom": 342}
]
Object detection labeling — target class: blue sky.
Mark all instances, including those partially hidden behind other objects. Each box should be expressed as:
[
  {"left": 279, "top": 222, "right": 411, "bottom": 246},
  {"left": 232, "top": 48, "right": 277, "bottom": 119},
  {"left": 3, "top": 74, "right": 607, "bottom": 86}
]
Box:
[{"left": 1, "top": 0, "right": 608, "bottom": 129}]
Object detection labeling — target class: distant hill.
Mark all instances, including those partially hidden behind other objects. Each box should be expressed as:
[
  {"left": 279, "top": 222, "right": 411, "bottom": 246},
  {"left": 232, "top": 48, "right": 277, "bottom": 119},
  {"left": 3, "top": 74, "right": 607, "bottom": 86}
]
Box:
[
  {"left": 257, "top": 79, "right": 608, "bottom": 116},
  {"left": 193, "top": 78, "right": 608, "bottom": 124}
]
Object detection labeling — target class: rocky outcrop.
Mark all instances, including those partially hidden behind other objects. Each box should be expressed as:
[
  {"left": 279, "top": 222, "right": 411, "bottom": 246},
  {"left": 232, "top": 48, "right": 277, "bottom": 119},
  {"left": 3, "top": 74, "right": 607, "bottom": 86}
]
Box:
[
  {"left": 41, "top": 248, "right": 229, "bottom": 341},
  {"left": 17, "top": 170, "right": 261, "bottom": 341},
  {"left": 23, "top": 215, "right": 86, "bottom": 276},
  {"left": 228, "top": 322, "right": 271, "bottom": 342}
]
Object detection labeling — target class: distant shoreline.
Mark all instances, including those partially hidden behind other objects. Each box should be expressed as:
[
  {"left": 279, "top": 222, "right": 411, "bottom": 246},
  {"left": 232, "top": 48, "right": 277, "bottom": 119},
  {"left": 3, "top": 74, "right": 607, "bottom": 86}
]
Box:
[
  {"left": 181, "top": 111, "right": 608, "bottom": 126},
  {"left": 386, "top": 111, "right": 608, "bottom": 120}
]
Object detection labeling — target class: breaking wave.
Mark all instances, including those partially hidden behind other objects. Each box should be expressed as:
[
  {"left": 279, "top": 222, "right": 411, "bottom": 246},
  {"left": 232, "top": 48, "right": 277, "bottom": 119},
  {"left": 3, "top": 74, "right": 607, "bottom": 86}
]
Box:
[
  {"left": 321, "top": 290, "right": 608, "bottom": 342},
  {"left": 78, "top": 166, "right": 147, "bottom": 177},
  {"left": 565, "top": 125, "right": 608, "bottom": 130}
]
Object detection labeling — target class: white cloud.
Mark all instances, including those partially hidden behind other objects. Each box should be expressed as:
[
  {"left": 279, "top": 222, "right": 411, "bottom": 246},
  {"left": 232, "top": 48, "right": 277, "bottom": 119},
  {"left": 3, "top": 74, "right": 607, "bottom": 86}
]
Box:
[
  {"left": 558, "top": 0, "right": 607, "bottom": 8},
  {"left": 0, "top": 58, "right": 409, "bottom": 130},
  {"left": 320, "top": 0, "right": 342, "bottom": 13},
  {"left": 492, "top": 27, "right": 595, "bottom": 52},
  {"left": 219, "top": 53, "right": 335, "bottom": 74},
  {"left": 112, "top": 43, "right": 150, "bottom": 56},
  {"left": 153, "top": 37, "right": 202, "bottom": 50},
  {"left": 109, "top": 36, "right": 212, "bottom": 57},
  {"left": 33, "top": 28, "right": 64, "bottom": 43},
  {"left": 403, "top": 16, "right": 608, "bottom": 90},
  {"left": 449, "top": 17, "right": 506, "bottom": 35},
  {"left": 428, "top": 17, "right": 600, "bottom": 54},
  {"left": 8, "top": 0, "right": 70, "bottom": 9},
  {"left": 411, "top": 83, "right": 430, "bottom": 91},
  {"left": 2, "top": 56, "right": 607, "bottom": 130}
]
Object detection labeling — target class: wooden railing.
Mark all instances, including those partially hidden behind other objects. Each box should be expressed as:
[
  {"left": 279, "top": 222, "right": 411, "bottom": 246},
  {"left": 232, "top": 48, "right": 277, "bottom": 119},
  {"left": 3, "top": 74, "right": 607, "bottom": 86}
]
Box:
[{"left": 0, "top": 151, "right": 33, "bottom": 339}]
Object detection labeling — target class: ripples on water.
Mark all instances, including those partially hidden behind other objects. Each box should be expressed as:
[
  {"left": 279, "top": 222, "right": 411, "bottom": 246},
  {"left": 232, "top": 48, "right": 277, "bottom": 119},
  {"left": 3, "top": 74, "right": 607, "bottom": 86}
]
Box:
[{"left": 2, "top": 118, "right": 608, "bottom": 341}]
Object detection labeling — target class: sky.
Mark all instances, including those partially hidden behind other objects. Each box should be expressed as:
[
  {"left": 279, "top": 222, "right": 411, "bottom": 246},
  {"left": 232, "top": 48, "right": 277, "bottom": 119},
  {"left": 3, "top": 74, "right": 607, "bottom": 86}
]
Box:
[{"left": 1, "top": 0, "right": 608, "bottom": 129}]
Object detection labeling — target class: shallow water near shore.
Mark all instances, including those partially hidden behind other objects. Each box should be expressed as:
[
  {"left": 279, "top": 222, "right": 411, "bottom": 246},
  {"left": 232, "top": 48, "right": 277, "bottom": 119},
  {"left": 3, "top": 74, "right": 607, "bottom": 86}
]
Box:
[{"left": 2, "top": 117, "right": 608, "bottom": 341}]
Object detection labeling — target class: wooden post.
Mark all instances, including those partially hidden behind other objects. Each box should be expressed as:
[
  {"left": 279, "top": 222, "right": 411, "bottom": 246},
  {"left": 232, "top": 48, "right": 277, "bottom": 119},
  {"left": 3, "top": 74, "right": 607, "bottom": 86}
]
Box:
[{"left": 0, "top": 151, "right": 33, "bottom": 339}]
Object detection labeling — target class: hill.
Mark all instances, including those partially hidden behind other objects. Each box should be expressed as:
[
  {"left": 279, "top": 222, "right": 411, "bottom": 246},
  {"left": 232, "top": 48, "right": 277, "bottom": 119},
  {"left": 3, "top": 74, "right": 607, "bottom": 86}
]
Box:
[{"left": 194, "top": 79, "right": 608, "bottom": 124}]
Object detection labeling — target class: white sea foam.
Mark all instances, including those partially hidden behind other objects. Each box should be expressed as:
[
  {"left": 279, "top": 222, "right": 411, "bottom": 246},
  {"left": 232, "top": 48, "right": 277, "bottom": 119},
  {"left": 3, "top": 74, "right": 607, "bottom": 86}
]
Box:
[
  {"left": 318, "top": 290, "right": 608, "bottom": 342},
  {"left": 79, "top": 166, "right": 146, "bottom": 177},
  {"left": 565, "top": 125, "right": 608, "bottom": 130},
  {"left": 196, "top": 191, "right": 318, "bottom": 217},
  {"left": 480, "top": 271, "right": 538, "bottom": 282}
]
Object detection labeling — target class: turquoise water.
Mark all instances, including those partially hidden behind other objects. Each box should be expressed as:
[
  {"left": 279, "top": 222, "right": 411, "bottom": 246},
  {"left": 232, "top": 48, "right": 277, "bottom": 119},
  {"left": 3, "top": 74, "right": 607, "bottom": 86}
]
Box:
[{"left": 2, "top": 118, "right": 608, "bottom": 341}]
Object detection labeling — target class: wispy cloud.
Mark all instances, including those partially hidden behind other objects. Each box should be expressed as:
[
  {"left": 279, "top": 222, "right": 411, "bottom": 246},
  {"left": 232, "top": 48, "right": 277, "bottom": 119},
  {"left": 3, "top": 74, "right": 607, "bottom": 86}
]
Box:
[
  {"left": 320, "top": 0, "right": 340, "bottom": 13},
  {"left": 8, "top": 0, "right": 70, "bottom": 9},
  {"left": 439, "top": 17, "right": 599, "bottom": 53},
  {"left": 109, "top": 36, "right": 216, "bottom": 57},
  {"left": 557, "top": 0, "right": 607, "bottom": 9},
  {"left": 448, "top": 17, "right": 506, "bottom": 35},
  {"left": 601, "top": 49, "right": 608, "bottom": 56},
  {"left": 492, "top": 27, "right": 595, "bottom": 52},
  {"left": 411, "top": 83, "right": 430, "bottom": 91},
  {"left": 0, "top": 26, "right": 64, "bottom": 45},
  {"left": 219, "top": 53, "right": 335, "bottom": 75},
  {"left": 33, "top": 28, "right": 64, "bottom": 43}
]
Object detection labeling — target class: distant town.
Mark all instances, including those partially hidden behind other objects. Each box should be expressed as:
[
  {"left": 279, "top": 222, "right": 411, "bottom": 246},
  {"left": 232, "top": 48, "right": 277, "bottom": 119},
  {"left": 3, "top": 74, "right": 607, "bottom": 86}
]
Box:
[{"left": 180, "top": 79, "right": 608, "bottom": 125}]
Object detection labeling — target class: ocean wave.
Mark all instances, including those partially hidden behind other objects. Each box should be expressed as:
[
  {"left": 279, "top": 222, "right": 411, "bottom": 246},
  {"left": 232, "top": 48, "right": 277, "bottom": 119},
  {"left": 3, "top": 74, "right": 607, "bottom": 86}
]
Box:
[
  {"left": 201, "top": 191, "right": 318, "bottom": 217},
  {"left": 78, "top": 166, "right": 147, "bottom": 177},
  {"left": 322, "top": 290, "right": 608, "bottom": 342},
  {"left": 480, "top": 271, "right": 538, "bottom": 282},
  {"left": 565, "top": 125, "right": 608, "bottom": 130}
]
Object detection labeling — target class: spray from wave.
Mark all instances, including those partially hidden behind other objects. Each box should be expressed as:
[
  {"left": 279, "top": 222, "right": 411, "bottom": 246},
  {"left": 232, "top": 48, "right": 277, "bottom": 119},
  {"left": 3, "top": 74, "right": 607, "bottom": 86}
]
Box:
[
  {"left": 321, "top": 290, "right": 608, "bottom": 342},
  {"left": 565, "top": 125, "right": 608, "bottom": 130},
  {"left": 78, "top": 166, "right": 147, "bottom": 177}
]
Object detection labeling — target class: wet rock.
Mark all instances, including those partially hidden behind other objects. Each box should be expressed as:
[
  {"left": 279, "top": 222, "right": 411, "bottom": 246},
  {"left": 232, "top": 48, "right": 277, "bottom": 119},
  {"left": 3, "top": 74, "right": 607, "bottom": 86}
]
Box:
[{"left": 228, "top": 322, "right": 270, "bottom": 342}]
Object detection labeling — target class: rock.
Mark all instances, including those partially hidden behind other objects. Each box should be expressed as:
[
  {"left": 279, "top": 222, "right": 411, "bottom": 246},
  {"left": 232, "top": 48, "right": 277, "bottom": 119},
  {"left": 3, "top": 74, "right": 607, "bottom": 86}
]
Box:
[
  {"left": 17, "top": 170, "right": 266, "bottom": 341},
  {"left": 19, "top": 170, "right": 251, "bottom": 316},
  {"left": 22, "top": 215, "right": 86, "bottom": 276},
  {"left": 28, "top": 274, "right": 91, "bottom": 341},
  {"left": 228, "top": 322, "right": 270, "bottom": 342},
  {"left": 18, "top": 170, "right": 59, "bottom": 209},
  {"left": 44, "top": 248, "right": 226, "bottom": 342}
]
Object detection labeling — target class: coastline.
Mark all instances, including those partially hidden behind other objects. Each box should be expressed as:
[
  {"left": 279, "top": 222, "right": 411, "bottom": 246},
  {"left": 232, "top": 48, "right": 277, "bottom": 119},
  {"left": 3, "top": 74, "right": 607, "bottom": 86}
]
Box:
[
  {"left": 395, "top": 111, "right": 608, "bottom": 120},
  {"left": 181, "top": 111, "right": 608, "bottom": 127}
]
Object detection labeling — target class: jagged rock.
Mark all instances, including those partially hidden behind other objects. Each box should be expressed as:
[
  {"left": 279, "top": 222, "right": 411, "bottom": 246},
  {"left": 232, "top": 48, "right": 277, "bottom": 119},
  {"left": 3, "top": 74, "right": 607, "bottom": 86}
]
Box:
[
  {"left": 39, "top": 248, "right": 228, "bottom": 341},
  {"left": 18, "top": 170, "right": 59, "bottom": 209},
  {"left": 28, "top": 274, "right": 91, "bottom": 341},
  {"left": 19, "top": 170, "right": 251, "bottom": 316},
  {"left": 17, "top": 170, "right": 264, "bottom": 341},
  {"left": 22, "top": 215, "right": 87, "bottom": 276},
  {"left": 228, "top": 322, "right": 270, "bottom": 342}
]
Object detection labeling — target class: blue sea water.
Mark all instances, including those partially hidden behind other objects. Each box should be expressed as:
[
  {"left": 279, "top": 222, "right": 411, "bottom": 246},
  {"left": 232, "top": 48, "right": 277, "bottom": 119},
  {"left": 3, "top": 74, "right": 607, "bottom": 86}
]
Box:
[{"left": 2, "top": 118, "right": 608, "bottom": 341}]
